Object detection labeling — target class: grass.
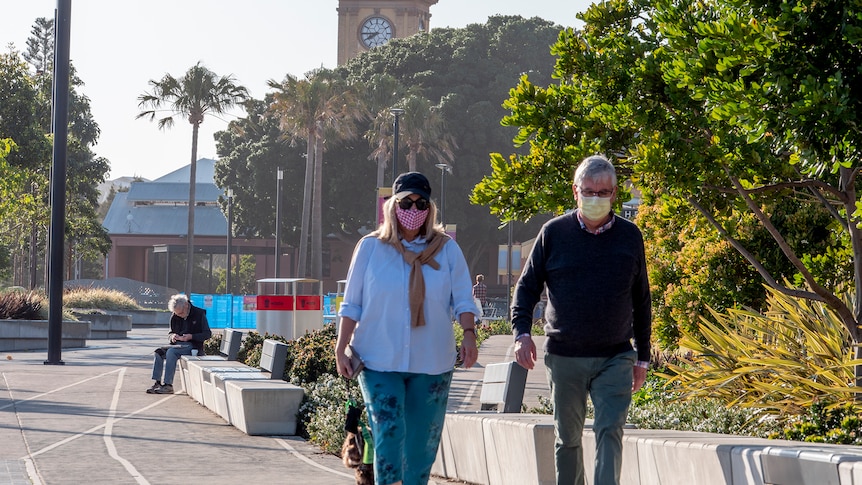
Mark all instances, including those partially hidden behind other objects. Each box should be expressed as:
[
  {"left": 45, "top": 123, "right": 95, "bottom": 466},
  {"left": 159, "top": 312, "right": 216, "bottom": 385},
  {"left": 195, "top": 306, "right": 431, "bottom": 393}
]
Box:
[{"left": 63, "top": 287, "right": 142, "bottom": 311}]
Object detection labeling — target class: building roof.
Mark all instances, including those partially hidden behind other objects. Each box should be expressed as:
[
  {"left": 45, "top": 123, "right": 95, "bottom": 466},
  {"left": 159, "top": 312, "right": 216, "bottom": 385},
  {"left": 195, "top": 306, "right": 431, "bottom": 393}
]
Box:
[
  {"left": 102, "top": 158, "right": 228, "bottom": 236},
  {"left": 153, "top": 158, "right": 217, "bottom": 184}
]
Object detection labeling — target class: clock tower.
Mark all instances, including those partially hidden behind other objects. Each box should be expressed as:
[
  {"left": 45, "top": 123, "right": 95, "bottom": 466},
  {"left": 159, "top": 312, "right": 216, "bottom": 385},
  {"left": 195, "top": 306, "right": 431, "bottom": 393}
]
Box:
[{"left": 337, "top": 0, "right": 439, "bottom": 65}]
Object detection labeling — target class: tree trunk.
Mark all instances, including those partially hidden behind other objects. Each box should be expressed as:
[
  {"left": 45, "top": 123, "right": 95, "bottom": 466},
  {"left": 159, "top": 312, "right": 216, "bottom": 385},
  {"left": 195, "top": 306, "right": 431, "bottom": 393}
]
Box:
[
  {"left": 311, "top": 134, "right": 324, "bottom": 279},
  {"left": 29, "top": 225, "right": 38, "bottom": 289},
  {"left": 376, "top": 154, "right": 385, "bottom": 189},
  {"left": 297, "top": 132, "right": 315, "bottom": 277},
  {"left": 185, "top": 123, "right": 199, "bottom": 295}
]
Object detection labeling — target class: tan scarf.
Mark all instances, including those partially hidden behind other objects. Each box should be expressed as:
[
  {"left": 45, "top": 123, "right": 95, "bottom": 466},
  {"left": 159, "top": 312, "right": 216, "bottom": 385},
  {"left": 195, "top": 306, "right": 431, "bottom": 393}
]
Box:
[{"left": 394, "top": 232, "right": 449, "bottom": 327}]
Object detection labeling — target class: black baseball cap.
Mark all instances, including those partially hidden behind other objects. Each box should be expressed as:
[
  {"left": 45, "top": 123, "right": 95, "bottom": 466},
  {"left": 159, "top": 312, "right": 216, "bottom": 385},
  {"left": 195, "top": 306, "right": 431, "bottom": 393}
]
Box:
[{"left": 393, "top": 172, "right": 432, "bottom": 200}]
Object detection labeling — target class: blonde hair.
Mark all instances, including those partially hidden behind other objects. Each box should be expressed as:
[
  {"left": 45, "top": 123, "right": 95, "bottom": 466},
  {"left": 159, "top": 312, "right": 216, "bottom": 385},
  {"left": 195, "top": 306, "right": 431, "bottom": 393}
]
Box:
[{"left": 374, "top": 196, "right": 446, "bottom": 245}]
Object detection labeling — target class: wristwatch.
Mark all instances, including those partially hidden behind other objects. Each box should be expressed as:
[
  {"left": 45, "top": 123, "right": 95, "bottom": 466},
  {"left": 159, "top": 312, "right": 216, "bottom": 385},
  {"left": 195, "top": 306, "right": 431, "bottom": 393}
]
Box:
[{"left": 515, "top": 333, "right": 531, "bottom": 342}]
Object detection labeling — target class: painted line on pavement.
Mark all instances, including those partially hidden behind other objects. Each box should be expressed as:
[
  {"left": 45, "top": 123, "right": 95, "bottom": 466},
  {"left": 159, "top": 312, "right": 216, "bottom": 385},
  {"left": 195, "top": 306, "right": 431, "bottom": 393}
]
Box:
[
  {"left": 20, "top": 371, "right": 176, "bottom": 459},
  {"left": 103, "top": 367, "right": 151, "bottom": 485},
  {"left": 275, "top": 438, "right": 355, "bottom": 480},
  {"left": 0, "top": 368, "right": 123, "bottom": 412}
]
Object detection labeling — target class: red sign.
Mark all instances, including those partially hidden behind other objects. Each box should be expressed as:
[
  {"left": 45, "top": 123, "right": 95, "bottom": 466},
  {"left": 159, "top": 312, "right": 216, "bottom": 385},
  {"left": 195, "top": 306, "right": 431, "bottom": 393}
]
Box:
[
  {"left": 296, "top": 295, "right": 321, "bottom": 311},
  {"left": 256, "top": 295, "right": 294, "bottom": 310}
]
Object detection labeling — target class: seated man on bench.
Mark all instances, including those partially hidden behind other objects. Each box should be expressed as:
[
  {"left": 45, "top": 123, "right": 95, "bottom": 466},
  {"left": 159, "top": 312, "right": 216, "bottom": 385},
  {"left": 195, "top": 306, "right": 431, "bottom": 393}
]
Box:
[{"left": 147, "top": 294, "right": 212, "bottom": 394}]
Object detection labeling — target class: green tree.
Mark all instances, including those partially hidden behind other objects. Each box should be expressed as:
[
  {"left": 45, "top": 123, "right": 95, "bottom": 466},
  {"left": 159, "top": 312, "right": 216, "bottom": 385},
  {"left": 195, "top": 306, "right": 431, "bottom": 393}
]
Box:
[
  {"left": 394, "top": 93, "right": 456, "bottom": 174},
  {"left": 0, "top": 51, "right": 51, "bottom": 288},
  {"left": 26, "top": 19, "right": 112, "bottom": 282},
  {"left": 362, "top": 73, "right": 408, "bottom": 186},
  {"left": 22, "top": 17, "right": 53, "bottom": 75},
  {"left": 473, "top": 0, "right": 862, "bottom": 363},
  {"left": 137, "top": 63, "right": 248, "bottom": 294},
  {"left": 214, "top": 98, "right": 307, "bottom": 249},
  {"left": 267, "top": 69, "right": 364, "bottom": 279},
  {"left": 210, "top": 16, "right": 565, "bottom": 277},
  {"left": 338, "top": 15, "right": 562, "bottom": 268}
]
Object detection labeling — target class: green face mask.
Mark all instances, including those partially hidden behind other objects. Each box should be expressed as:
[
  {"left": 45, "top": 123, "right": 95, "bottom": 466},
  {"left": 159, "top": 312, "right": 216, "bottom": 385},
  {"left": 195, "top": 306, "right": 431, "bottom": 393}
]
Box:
[{"left": 579, "top": 196, "right": 611, "bottom": 221}]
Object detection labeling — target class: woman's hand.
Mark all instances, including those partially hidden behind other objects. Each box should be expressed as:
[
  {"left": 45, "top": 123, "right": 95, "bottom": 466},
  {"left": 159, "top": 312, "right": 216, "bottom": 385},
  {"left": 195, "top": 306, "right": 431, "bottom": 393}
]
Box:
[
  {"left": 335, "top": 348, "right": 358, "bottom": 379},
  {"left": 460, "top": 330, "right": 478, "bottom": 368},
  {"left": 335, "top": 317, "right": 359, "bottom": 378}
]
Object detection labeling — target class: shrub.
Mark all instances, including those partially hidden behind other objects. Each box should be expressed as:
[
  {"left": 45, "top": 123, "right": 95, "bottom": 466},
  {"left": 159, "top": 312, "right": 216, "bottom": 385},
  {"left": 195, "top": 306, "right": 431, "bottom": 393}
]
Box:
[
  {"left": 289, "top": 324, "right": 337, "bottom": 384},
  {"left": 63, "top": 286, "right": 142, "bottom": 311},
  {"left": 237, "top": 331, "right": 265, "bottom": 364},
  {"left": 297, "top": 374, "right": 366, "bottom": 455},
  {"left": 0, "top": 289, "right": 46, "bottom": 320},
  {"left": 204, "top": 332, "right": 222, "bottom": 356},
  {"left": 662, "top": 287, "right": 862, "bottom": 420},
  {"left": 775, "top": 401, "right": 862, "bottom": 445}
]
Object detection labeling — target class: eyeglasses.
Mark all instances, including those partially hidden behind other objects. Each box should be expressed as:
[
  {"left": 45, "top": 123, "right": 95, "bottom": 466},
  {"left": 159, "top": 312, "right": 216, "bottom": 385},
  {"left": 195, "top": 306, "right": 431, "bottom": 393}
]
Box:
[
  {"left": 579, "top": 188, "right": 614, "bottom": 198},
  {"left": 397, "top": 198, "right": 429, "bottom": 211}
]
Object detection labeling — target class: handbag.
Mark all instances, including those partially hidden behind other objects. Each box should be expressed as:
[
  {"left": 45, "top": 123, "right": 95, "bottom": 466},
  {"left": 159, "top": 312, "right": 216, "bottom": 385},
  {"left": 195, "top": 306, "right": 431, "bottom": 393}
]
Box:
[{"left": 345, "top": 345, "right": 365, "bottom": 379}]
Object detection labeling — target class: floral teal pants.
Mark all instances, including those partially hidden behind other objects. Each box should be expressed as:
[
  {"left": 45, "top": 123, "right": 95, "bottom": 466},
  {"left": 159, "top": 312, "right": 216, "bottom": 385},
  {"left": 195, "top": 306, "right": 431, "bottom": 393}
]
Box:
[{"left": 357, "top": 369, "right": 452, "bottom": 485}]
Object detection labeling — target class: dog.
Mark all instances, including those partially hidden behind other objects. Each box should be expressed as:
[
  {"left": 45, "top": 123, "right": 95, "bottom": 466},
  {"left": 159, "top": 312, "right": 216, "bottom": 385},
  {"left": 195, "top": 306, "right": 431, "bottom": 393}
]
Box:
[
  {"left": 343, "top": 403, "right": 374, "bottom": 485},
  {"left": 341, "top": 430, "right": 374, "bottom": 485}
]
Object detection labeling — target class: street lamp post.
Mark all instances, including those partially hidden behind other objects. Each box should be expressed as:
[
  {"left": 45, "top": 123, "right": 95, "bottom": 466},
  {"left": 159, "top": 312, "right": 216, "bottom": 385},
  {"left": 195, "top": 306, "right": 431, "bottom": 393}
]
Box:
[
  {"left": 506, "top": 220, "right": 513, "bottom": 316},
  {"left": 226, "top": 188, "right": 233, "bottom": 328},
  {"left": 435, "top": 163, "right": 451, "bottom": 224},
  {"left": 275, "top": 168, "right": 283, "bottom": 278},
  {"left": 226, "top": 188, "right": 233, "bottom": 294},
  {"left": 390, "top": 107, "right": 404, "bottom": 181}
]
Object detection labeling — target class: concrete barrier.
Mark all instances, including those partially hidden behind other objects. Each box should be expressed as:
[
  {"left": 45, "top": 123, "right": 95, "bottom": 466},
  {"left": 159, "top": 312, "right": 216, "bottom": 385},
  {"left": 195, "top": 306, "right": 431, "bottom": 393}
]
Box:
[
  {"left": 434, "top": 414, "right": 862, "bottom": 485},
  {"left": 0, "top": 319, "right": 90, "bottom": 351},
  {"left": 71, "top": 312, "right": 132, "bottom": 339}
]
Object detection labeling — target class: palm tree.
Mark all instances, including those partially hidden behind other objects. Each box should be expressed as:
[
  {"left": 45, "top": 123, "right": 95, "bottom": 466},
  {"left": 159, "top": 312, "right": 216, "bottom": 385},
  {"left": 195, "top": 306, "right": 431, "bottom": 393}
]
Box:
[
  {"left": 268, "top": 69, "right": 364, "bottom": 278},
  {"left": 137, "top": 62, "right": 248, "bottom": 294},
  {"left": 397, "top": 94, "right": 456, "bottom": 173},
  {"left": 362, "top": 74, "right": 408, "bottom": 187}
]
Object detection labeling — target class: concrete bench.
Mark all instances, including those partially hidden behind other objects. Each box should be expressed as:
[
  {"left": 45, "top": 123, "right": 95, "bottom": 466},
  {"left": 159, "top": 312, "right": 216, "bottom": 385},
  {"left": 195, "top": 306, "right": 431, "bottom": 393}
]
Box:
[
  {"left": 179, "top": 329, "right": 246, "bottom": 402},
  {"left": 479, "top": 361, "right": 527, "bottom": 413},
  {"left": 224, "top": 379, "right": 305, "bottom": 435},
  {"left": 205, "top": 339, "right": 289, "bottom": 420},
  {"left": 222, "top": 339, "right": 303, "bottom": 435},
  {"left": 184, "top": 338, "right": 304, "bottom": 435}
]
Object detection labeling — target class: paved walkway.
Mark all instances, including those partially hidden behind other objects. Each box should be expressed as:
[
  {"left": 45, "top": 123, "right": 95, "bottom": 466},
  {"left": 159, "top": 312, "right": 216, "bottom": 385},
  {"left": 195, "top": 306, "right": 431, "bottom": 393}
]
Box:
[{"left": 0, "top": 328, "right": 548, "bottom": 485}]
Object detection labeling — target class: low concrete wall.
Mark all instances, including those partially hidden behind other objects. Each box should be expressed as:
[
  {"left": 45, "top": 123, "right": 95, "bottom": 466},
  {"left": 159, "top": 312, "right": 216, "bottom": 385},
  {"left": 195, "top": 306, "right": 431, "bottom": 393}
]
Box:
[
  {"left": 70, "top": 312, "right": 132, "bottom": 339},
  {"left": 115, "top": 309, "right": 171, "bottom": 327},
  {"left": 435, "top": 413, "right": 862, "bottom": 485},
  {"left": 0, "top": 319, "right": 90, "bottom": 351}
]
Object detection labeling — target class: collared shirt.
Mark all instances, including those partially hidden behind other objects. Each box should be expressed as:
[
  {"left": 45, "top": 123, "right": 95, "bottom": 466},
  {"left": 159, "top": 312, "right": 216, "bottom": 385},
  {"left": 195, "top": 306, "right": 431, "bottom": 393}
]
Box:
[
  {"left": 339, "top": 234, "right": 478, "bottom": 375},
  {"left": 577, "top": 209, "right": 615, "bottom": 234},
  {"left": 472, "top": 282, "right": 487, "bottom": 305}
]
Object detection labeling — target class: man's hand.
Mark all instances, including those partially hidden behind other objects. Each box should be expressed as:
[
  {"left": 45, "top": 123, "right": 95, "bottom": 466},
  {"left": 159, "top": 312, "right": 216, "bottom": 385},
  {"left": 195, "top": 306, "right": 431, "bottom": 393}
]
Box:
[
  {"left": 514, "top": 335, "right": 536, "bottom": 370},
  {"left": 632, "top": 365, "right": 647, "bottom": 392}
]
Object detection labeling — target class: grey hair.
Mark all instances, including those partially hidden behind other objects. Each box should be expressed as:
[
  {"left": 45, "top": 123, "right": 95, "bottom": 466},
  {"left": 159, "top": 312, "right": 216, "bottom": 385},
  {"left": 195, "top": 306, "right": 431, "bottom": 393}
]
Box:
[
  {"left": 374, "top": 196, "right": 446, "bottom": 245},
  {"left": 574, "top": 155, "right": 617, "bottom": 187},
  {"left": 168, "top": 294, "right": 190, "bottom": 312}
]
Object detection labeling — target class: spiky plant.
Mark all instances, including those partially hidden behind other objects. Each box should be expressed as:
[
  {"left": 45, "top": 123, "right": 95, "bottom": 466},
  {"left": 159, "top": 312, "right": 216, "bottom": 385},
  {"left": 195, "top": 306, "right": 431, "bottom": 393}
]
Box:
[{"left": 662, "top": 286, "right": 862, "bottom": 419}]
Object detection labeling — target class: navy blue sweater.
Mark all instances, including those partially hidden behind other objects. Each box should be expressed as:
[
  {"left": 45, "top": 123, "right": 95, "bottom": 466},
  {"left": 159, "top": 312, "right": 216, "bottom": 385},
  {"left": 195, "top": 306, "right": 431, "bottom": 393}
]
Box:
[{"left": 512, "top": 212, "right": 652, "bottom": 362}]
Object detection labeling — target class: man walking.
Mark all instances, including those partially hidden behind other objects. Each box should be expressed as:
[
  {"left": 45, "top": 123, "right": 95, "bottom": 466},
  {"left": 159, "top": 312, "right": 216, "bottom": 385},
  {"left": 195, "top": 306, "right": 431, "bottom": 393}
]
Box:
[
  {"left": 511, "top": 155, "right": 651, "bottom": 485},
  {"left": 472, "top": 274, "right": 487, "bottom": 323}
]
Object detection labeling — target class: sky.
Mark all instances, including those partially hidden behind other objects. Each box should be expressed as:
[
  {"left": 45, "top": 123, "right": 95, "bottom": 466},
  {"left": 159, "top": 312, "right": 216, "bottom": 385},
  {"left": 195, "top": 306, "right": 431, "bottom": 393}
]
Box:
[{"left": 4, "top": 0, "right": 591, "bottom": 181}]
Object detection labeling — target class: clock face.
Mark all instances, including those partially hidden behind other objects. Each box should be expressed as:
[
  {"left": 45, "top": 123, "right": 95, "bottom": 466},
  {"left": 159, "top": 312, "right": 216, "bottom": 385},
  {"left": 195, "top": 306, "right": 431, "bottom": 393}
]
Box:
[{"left": 360, "top": 16, "right": 393, "bottom": 48}]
